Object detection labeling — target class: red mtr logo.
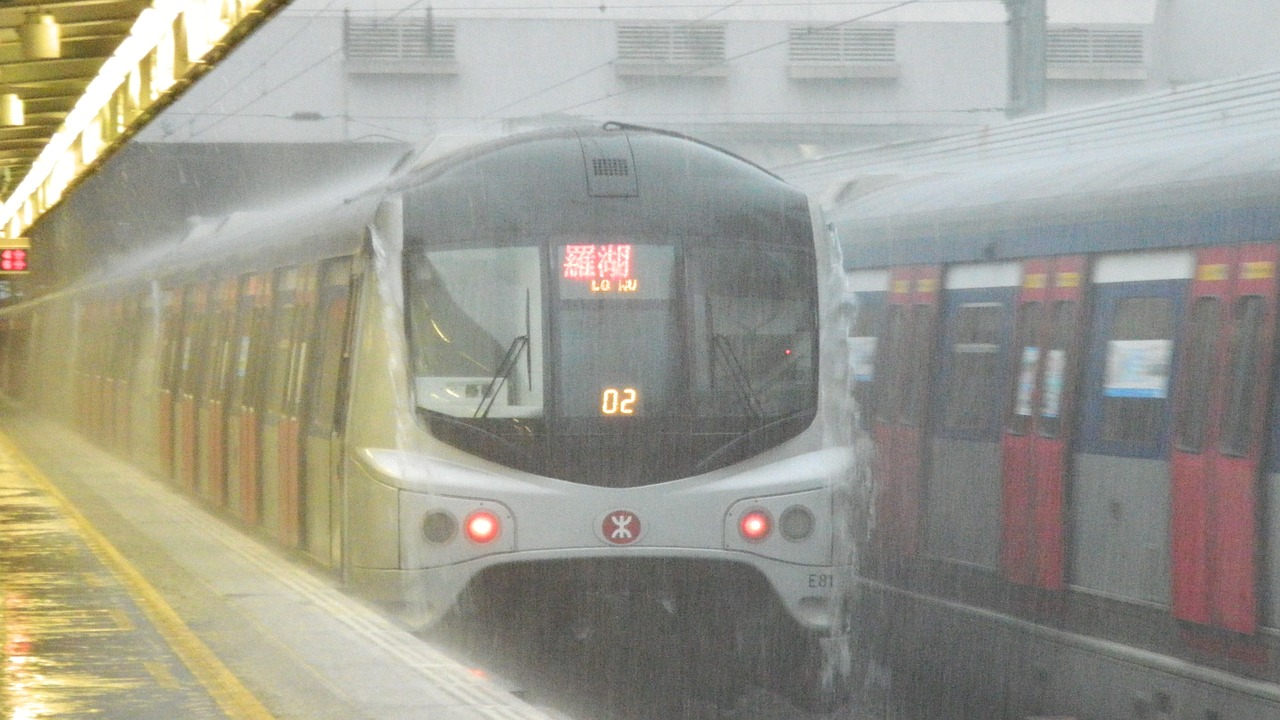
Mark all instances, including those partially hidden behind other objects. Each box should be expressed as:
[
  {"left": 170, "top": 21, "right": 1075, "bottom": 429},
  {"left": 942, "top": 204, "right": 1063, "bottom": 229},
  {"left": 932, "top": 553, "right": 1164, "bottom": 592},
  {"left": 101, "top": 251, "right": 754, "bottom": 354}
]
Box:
[{"left": 0, "top": 239, "right": 30, "bottom": 275}]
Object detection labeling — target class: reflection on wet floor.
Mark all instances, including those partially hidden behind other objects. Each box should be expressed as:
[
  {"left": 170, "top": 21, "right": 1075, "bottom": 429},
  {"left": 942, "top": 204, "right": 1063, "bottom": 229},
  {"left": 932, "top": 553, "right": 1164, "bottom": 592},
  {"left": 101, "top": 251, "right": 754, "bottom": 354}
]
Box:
[{"left": 0, "top": 463, "right": 226, "bottom": 719}]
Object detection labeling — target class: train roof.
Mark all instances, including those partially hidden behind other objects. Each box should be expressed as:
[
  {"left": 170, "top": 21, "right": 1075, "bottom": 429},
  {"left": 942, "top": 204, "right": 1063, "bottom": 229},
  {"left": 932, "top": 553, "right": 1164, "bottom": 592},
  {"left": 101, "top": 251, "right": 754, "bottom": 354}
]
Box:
[{"left": 774, "top": 69, "right": 1280, "bottom": 270}]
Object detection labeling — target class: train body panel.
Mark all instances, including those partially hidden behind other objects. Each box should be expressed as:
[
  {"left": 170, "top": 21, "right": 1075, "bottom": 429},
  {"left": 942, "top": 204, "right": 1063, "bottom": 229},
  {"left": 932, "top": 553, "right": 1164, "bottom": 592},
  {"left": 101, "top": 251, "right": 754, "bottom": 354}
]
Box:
[{"left": 829, "top": 102, "right": 1280, "bottom": 717}]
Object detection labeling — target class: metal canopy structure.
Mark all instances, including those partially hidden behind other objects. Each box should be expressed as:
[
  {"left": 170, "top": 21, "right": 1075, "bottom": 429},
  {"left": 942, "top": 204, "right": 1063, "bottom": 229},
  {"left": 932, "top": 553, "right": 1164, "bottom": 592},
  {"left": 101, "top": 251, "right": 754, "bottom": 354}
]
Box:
[
  {"left": 0, "top": 0, "right": 288, "bottom": 239},
  {"left": 0, "top": 0, "right": 149, "bottom": 186}
]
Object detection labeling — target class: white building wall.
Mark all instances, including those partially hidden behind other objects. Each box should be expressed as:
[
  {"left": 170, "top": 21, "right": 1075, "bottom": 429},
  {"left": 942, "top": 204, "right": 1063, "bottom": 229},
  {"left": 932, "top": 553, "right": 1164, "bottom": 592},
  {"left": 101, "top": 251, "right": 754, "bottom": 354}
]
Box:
[
  {"left": 140, "top": 7, "right": 1009, "bottom": 161},
  {"left": 138, "top": 0, "right": 1280, "bottom": 162}
]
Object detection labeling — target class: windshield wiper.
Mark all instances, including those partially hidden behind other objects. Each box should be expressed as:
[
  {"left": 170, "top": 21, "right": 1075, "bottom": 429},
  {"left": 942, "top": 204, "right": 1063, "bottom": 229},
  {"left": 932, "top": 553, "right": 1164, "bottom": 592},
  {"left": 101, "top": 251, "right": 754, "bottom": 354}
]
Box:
[
  {"left": 711, "top": 333, "right": 762, "bottom": 419},
  {"left": 693, "top": 409, "right": 812, "bottom": 474},
  {"left": 475, "top": 334, "right": 529, "bottom": 418}
]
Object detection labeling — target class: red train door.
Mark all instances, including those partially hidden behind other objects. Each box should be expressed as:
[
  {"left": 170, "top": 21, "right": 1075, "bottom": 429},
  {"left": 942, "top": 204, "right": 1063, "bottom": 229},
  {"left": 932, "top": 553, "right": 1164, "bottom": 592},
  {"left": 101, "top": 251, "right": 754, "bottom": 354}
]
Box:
[
  {"left": 272, "top": 265, "right": 313, "bottom": 548},
  {"left": 177, "top": 285, "right": 208, "bottom": 494},
  {"left": 1170, "top": 245, "right": 1279, "bottom": 634},
  {"left": 157, "top": 288, "right": 184, "bottom": 480},
  {"left": 1001, "top": 257, "right": 1087, "bottom": 589},
  {"left": 871, "top": 265, "right": 941, "bottom": 559}
]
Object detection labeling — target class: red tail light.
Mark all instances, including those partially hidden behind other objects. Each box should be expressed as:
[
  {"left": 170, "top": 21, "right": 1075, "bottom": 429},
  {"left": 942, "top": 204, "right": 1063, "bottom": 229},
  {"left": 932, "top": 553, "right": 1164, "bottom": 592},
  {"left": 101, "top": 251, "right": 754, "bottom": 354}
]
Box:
[
  {"left": 465, "top": 510, "right": 501, "bottom": 544},
  {"left": 739, "top": 509, "right": 771, "bottom": 542}
]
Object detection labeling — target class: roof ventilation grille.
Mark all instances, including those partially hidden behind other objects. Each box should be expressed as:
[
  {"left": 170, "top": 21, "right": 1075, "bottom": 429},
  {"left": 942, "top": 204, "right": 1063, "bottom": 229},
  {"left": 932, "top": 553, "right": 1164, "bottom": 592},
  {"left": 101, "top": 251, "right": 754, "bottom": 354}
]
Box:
[{"left": 593, "top": 158, "right": 630, "bottom": 177}]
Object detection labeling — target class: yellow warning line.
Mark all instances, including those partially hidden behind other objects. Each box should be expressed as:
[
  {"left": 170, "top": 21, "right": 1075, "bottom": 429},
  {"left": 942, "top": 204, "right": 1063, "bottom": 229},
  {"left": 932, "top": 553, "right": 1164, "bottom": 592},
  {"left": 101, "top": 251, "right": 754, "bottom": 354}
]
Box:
[{"left": 0, "top": 433, "right": 276, "bottom": 720}]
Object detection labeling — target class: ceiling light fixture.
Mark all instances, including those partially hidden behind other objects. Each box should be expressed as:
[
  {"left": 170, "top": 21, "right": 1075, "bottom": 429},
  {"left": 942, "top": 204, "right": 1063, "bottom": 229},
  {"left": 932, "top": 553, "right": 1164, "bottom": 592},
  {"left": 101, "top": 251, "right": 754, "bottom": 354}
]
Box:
[
  {"left": 19, "top": 12, "right": 61, "bottom": 60},
  {"left": 0, "top": 94, "right": 24, "bottom": 127}
]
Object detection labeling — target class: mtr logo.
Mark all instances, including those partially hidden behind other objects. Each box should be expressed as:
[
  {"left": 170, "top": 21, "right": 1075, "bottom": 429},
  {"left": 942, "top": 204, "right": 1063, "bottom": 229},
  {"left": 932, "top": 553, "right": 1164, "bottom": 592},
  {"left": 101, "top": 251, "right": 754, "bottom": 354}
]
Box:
[{"left": 0, "top": 239, "right": 30, "bottom": 274}]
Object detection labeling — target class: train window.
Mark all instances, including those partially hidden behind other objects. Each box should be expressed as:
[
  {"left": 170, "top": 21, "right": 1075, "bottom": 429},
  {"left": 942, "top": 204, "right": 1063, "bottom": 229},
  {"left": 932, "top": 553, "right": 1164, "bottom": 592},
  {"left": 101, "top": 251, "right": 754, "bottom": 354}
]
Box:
[
  {"left": 201, "top": 282, "right": 238, "bottom": 403},
  {"left": 688, "top": 244, "right": 815, "bottom": 419},
  {"left": 180, "top": 287, "right": 212, "bottom": 397},
  {"left": 904, "top": 304, "right": 936, "bottom": 427},
  {"left": 1174, "top": 297, "right": 1218, "bottom": 453},
  {"left": 1220, "top": 295, "right": 1265, "bottom": 457},
  {"left": 406, "top": 247, "right": 545, "bottom": 420},
  {"left": 306, "top": 259, "right": 353, "bottom": 431},
  {"left": 1006, "top": 301, "right": 1043, "bottom": 436},
  {"left": 849, "top": 301, "right": 882, "bottom": 419},
  {"left": 1101, "top": 296, "right": 1174, "bottom": 446},
  {"left": 265, "top": 270, "right": 301, "bottom": 415},
  {"left": 1039, "top": 300, "right": 1077, "bottom": 439},
  {"left": 229, "top": 275, "right": 271, "bottom": 410},
  {"left": 875, "top": 304, "right": 908, "bottom": 424},
  {"left": 943, "top": 302, "right": 1003, "bottom": 432},
  {"left": 159, "top": 288, "right": 185, "bottom": 394}
]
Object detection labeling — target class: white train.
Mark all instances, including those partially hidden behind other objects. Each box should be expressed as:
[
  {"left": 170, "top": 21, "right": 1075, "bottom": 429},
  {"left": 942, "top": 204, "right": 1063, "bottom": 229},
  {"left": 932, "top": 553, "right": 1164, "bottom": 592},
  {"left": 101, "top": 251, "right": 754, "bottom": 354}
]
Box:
[{"left": 0, "top": 124, "right": 862, "bottom": 708}]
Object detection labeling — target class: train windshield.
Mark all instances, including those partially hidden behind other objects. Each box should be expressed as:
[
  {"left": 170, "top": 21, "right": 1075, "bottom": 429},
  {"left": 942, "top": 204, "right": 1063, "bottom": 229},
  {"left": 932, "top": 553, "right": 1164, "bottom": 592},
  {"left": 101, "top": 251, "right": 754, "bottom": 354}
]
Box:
[{"left": 404, "top": 236, "right": 817, "bottom": 487}]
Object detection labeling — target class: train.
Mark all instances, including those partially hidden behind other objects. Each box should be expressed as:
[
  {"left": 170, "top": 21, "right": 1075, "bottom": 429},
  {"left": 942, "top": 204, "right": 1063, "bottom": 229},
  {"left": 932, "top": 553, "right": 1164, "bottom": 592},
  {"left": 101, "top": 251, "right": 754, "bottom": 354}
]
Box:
[
  {"left": 821, "top": 75, "right": 1280, "bottom": 718},
  {"left": 0, "top": 124, "right": 863, "bottom": 709}
]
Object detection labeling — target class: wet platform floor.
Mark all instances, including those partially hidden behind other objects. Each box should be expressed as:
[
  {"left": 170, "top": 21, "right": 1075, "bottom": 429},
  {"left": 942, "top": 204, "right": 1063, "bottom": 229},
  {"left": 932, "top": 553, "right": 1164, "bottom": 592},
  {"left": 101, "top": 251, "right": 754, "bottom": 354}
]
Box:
[
  {"left": 0, "top": 411, "right": 555, "bottom": 720},
  {"left": 0, "top": 439, "right": 232, "bottom": 719}
]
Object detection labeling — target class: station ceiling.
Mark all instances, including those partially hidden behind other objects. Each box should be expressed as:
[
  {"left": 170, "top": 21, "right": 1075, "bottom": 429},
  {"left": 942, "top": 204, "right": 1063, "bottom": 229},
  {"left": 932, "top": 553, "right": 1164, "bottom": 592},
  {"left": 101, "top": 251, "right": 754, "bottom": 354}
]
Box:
[
  {"left": 0, "top": 0, "right": 149, "bottom": 194},
  {"left": 0, "top": 0, "right": 287, "bottom": 236}
]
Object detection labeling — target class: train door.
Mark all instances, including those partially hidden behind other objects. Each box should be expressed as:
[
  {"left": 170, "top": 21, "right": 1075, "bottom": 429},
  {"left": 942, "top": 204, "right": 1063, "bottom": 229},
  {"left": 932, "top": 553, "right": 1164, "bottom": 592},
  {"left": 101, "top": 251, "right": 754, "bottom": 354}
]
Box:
[
  {"left": 226, "top": 273, "right": 272, "bottom": 526},
  {"left": 199, "top": 278, "right": 238, "bottom": 508},
  {"left": 301, "top": 258, "right": 356, "bottom": 565},
  {"left": 157, "top": 287, "right": 185, "bottom": 480},
  {"left": 108, "top": 299, "right": 132, "bottom": 452},
  {"left": 1001, "top": 257, "right": 1087, "bottom": 589},
  {"left": 177, "top": 285, "right": 210, "bottom": 493},
  {"left": 1073, "top": 250, "right": 1189, "bottom": 607},
  {"left": 1169, "top": 245, "right": 1278, "bottom": 634},
  {"left": 926, "top": 263, "right": 1019, "bottom": 569},
  {"left": 261, "top": 267, "right": 304, "bottom": 541},
  {"left": 870, "top": 265, "right": 941, "bottom": 560},
  {"left": 264, "top": 265, "right": 315, "bottom": 547}
]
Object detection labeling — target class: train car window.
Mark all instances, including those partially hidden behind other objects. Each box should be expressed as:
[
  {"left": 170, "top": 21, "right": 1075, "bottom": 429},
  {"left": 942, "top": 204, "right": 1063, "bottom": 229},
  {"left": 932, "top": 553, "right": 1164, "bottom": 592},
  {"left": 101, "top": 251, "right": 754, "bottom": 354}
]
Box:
[
  {"left": 265, "top": 270, "right": 301, "bottom": 415},
  {"left": 180, "top": 287, "right": 212, "bottom": 397},
  {"left": 1220, "top": 295, "right": 1265, "bottom": 457},
  {"left": 306, "top": 259, "right": 353, "bottom": 431},
  {"left": 229, "top": 275, "right": 271, "bottom": 410},
  {"left": 201, "top": 281, "right": 238, "bottom": 403},
  {"left": 688, "top": 244, "right": 815, "bottom": 419},
  {"left": 905, "top": 304, "right": 936, "bottom": 427},
  {"left": 1039, "top": 300, "right": 1078, "bottom": 439},
  {"left": 943, "top": 303, "right": 1003, "bottom": 432},
  {"left": 1174, "top": 297, "right": 1218, "bottom": 453},
  {"left": 407, "top": 247, "right": 545, "bottom": 420},
  {"left": 849, "top": 301, "right": 882, "bottom": 420},
  {"left": 1101, "top": 296, "right": 1174, "bottom": 446},
  {"left": 159, "top": 289, "right": 185, "bottom": 394},
  {"left": 1006, "top": 301, "right": 1043, "bottom": 436},
  {"left": 875, "top": 304, "right": 909, "bottom": 424}
]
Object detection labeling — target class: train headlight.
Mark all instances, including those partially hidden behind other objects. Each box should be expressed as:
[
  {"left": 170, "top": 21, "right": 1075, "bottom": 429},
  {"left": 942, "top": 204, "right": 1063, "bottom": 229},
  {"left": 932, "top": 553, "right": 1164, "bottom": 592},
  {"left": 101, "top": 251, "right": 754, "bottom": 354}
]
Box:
[
  {"left": 739, "top": 509, "right": 772, "bottom": 542},
  {"left": 422, "top": 510, "right": 457, "bottom": 543},
  {"left": 464, "top": 510, "right": 501, "bottom": 544},
  {"left": 779, "top": 505, "right": 815, "bottom": 541}
]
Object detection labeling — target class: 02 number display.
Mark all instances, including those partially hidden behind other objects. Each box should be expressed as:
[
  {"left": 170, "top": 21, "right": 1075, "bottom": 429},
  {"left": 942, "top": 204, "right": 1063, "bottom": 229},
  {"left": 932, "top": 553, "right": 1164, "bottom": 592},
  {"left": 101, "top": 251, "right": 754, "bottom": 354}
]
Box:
[{"left": 601, "top": 387, "right": 638, "bottom": 415}]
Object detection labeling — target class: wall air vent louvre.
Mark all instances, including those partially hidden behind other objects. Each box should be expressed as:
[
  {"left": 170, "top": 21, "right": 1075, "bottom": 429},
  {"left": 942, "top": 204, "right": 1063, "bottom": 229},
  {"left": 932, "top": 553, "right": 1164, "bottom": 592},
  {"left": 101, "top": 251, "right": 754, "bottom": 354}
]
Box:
[
  {"left": 788, "top": 24, "right": 899, "bottom": 79},
  {"left": 593, "top": 158, "right": 630, "bottom": 177},
  {"left": 344, "top": 16, "right": 458, "bottom": 74},
  {"left": 615, "top": 23, "right": 728, "bottom": 77},
  {"left": 1047, "top": 27, "right": 1146, "bottom": 80}
]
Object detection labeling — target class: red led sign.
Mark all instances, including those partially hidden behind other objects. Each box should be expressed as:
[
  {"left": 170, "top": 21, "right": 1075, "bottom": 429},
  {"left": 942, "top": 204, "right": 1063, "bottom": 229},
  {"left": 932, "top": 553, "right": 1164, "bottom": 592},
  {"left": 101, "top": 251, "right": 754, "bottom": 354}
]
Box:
[
  {"left": 0, "top": 248, "right": 28, "bottom": 274},
  {"left": 562, "top": 244, "right": 638, "bottom": 294}
]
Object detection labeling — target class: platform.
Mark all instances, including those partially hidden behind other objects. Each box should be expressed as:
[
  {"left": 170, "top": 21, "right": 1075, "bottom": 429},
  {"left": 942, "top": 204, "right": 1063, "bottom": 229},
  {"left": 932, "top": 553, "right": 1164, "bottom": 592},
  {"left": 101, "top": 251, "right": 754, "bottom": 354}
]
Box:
[{"left": 0, "top": 409, "right": 556, "bottom": 720}]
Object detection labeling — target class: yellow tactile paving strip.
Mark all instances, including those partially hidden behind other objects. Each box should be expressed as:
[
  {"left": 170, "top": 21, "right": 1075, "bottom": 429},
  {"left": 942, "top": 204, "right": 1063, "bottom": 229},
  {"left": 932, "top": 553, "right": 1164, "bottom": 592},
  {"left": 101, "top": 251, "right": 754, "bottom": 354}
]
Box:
[{"left": 0, "top": 431, "right": 275, "bottom": 720}]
